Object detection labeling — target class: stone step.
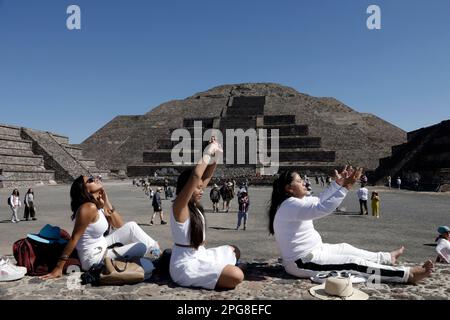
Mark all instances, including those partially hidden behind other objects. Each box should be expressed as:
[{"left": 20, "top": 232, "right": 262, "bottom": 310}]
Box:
[
  {"left": 0, "top": 168, "right": 55, "bottom": 181},
  {"left": 63, "top": 145, "right": 84, "bottom": 159},
  {"left": 79, "top": 159, "right": 97, "bottom": 168},
  {"left": 260, "top": 124, "right": 309, "bottom": 136},
  {"left": 220, "top": 117, "right": 257, "bottom": 129},
  {"left": 0, "top": 137, "right": 33, "bottom": 150},
  {"left": 143, "top": 149, "right": 335, "bottom": 164},
  {"left": 0, "top": 163, "right": 47, "bottom": 171},
  {"left": 0, "top": 148, "right": 35, "bottom": 156},
  {"left": 230, "top": 96, "right": 265, "bottom": 108},
  {"left": 22, "top": 128, "right": 90, "bottom": 181},
  {"left": 0, "top": 154, "right": 44, "bottom": 166},
  {"left": 264, "top": 115, "right": 295, "bottom": 125},
  {"left": 278, "top": 137, "right": 321, "bottom": 148},
  {"left": 226, "top": 105, "right": 264, "bottom": 116},
  {"left": 0, "top": 124, "right": 21, "bottom": 138},
  {"left": 279, "top": 151, "right": 336, "bottom": 162},
  {"left": 183, "top": 118, "right": 215, "bottom": 128},
  {"left": 50, "top": 134, "right": 70, "bottom": 145}
]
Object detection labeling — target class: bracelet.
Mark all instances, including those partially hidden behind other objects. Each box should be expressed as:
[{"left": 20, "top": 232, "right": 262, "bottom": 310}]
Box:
[{"left": 59, "top": 255, "right": 69, "bottom": 261}]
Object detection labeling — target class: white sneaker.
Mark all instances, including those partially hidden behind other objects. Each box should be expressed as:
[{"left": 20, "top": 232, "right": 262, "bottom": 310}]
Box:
[
  {"left": 0, "top": 259, "right": 26, "bottom": 281},
  {"left": 0, "top": 258, "right": 27, "bottom": 276}
]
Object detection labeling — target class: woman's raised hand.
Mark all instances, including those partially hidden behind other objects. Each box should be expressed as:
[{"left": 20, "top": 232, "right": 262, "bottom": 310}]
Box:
[
  {"left": 334, "top": 166, "right": 363, "bottom": 189},
  {"left": 203, "top": 140, "right": 223, "bottom": 164}
]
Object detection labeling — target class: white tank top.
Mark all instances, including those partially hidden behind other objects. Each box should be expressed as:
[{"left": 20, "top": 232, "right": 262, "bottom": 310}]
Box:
[
  {"left": 76, "top": 208, "right": 109, "bottom": 252},
  {"left": 170, "top": 206, "right": 205, "bottom": 246}
]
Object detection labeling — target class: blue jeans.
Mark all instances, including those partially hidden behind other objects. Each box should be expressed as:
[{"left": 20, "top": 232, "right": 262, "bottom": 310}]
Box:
[{"left": 236, "top": 211, "right": 248, "bottom": 228}]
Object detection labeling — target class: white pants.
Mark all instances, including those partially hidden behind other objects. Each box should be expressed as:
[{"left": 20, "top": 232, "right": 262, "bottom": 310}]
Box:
[
  {"left": 284, "top": 243, "right": 410, "bottom": 283},
  {"left": 10, "top": 206, "right": 19, "bottom": 222},
  {"left": 82, "top": 222, "right": 158, "bottom": 278}
]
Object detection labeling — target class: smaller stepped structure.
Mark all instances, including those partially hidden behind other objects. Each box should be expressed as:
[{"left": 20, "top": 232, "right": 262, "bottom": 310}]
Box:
[
  {"left": 0, "top": 124, "right": 109, "bottom": 188},
  {"left": 0, "top": 125, "right": 55, "bottom": 188},
  {"left": 373, "top": 120, "right": 450, "bottom": 191}
]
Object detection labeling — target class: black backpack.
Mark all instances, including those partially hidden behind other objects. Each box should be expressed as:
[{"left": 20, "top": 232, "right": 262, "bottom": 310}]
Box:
[{"left": 7, "top": 197, "right": 11, "bottom": 206}]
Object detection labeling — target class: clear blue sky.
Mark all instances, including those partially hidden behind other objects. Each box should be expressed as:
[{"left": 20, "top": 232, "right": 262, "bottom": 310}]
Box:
[{"left": 1, "top": 0, "right": 449, "bottom": 143}]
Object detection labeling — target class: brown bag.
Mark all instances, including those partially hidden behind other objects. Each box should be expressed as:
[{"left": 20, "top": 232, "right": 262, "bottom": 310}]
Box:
[{"left": 99, "top": 257, "right": 145, "bottom": 285}]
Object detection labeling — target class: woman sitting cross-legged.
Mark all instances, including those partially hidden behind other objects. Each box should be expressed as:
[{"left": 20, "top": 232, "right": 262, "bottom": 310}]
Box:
[
  {"left": 268, "top": 167, "right": 434, "bottom": 284},
  {"left": 170, "top": 140, "right": 244, "bottom": 290},
  {"left": 41, "top": 175, "right": 160, "bottom": 280}
]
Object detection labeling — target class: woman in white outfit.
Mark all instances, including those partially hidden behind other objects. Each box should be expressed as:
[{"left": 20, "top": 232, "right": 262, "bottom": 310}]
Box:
[
  {"left": 9, "top": 189, "right": 21, "bottom": 223},
  {"left": 170, "top": 140, "right": 244, "bottom": 290},
  {"left": 42, "top": 175, "right": 159, "bottom": 280},
  {"left": 268, "top": 167, "right": 434, "bottom": 284}
]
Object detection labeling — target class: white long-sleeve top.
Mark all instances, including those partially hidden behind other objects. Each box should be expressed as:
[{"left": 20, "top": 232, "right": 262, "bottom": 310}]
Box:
[
  {"left": 273, "top": 181, "right": 348, "bottom": 263},
  {"left": 9, "top": 195, "right": 21, "bottom": 208},
  {"left": 436, "top": 238, "right": 450, "bottom": 263}
]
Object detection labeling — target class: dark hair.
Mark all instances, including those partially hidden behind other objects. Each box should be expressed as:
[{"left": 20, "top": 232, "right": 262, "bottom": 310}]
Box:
[
  {"left": 26, "top": 188, "right": 34, "bottom": 195},
  {"left": 268, "top": 170, "right": 297, "bottom": 235},
  {"left": 371, "top": 191, "right": 378, "bottom": 199},
  {"left": 70, "top": 175, "right": 96, "bottom": 221},
  {"left": 11, "top": 189, "right": 19, "bottom": 196},
  {"left": 176, "top": 169, "right": 205, "bottom": 249}
]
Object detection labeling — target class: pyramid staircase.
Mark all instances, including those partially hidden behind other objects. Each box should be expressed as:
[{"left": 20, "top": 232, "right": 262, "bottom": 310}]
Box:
[{"left": 127, "top": 96, "right": 338, "bottom": 178}]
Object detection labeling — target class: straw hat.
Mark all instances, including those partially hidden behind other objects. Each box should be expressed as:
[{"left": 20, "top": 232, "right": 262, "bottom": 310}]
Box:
[{"left": 309, "top": 277, "right": 369, "bottom": 300}]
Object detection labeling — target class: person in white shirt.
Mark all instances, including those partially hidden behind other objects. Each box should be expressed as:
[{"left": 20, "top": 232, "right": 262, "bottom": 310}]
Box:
[
  {"left": 9, "top": 189, "right": 21, "bottom": 223},
  {"left": 435, "top": 226, "right": 450, "bottom": 263},
  {"left": 357, "top": 185, "right": 369, "bottom": 215},
  {"left": 268, "top": 167, "right": 434, "bottom": 284},
  {"left": 41, "top": 175, "right": 159, "bottom": 280}
]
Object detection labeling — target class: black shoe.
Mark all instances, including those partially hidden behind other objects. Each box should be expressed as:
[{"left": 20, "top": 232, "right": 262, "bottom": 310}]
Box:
[
  {"left": 150, "top": 221, "right": 154, "bottom": 225},
  {"left": 32, "top": 218, "right": 37, "bottom": 220},
  {"left": 161, "top": 221, "right": 167, "bottom": 225}
]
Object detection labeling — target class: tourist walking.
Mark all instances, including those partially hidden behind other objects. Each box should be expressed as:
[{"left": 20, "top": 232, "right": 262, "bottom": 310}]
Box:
[
  {"left": 357, "top": 184, "right": 369, "bottom": 215},
  {"left": 387, "top": 176, "right": 392, "bottom": 189},
  {"left": 222, "top": 182, "right": 234, "bottom": 213},
  {"left": 170, "top": 140, "right": 244, "bottom": 290},
  {"left": 320, "top": 176, "right": 325, "bottom": 187},
  {"left": 9, "top": 189, "right": 21, "bottom": 223},
  {"left": 210, "top": 184, "right": 220, "bottom": 212},
  {"left": 42, "top": 175, "right": 160, "bottom": 279},
  {"left": 236, "top": 188, "right": 250, "bottom": 231},
  {"left": 268, "top": 167, "right": 433, "bottom": 284},
  {"left": 397, "top": 177, "right": 402, "bottom": 190},
  {"left": 371, "top": 191, "right": 380, "bottom": 218},
  {"left": 151, "top": 188, "right": 167, "bottom": 225},
  {"left": 23, "top": 188, "right": 37, "bottom": 221}
]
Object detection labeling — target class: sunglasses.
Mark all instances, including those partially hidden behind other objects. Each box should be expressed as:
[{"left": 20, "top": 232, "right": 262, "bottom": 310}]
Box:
[{"left": 316, "top": 271, "right": 351, "bottom": 279}]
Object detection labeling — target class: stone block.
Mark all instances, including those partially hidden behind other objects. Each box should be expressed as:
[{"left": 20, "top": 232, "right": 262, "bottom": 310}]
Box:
[{"left": 264, "top": 115, "right": 295, "bottom": 125}]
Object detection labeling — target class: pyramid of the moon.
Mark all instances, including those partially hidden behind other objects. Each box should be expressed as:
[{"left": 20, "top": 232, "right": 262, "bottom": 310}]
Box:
[{"left": 80, "top": 83, "right": 406, "bottom": 177}]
